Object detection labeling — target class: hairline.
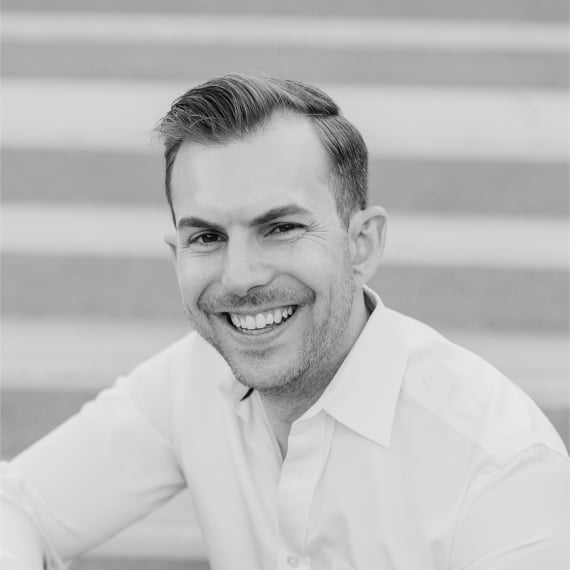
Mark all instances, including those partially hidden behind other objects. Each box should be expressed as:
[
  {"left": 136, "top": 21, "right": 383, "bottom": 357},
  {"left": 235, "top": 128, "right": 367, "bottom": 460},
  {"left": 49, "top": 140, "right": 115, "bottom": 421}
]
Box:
[{"left": 165, "top": 109, "right": 350, "bottom": 227}]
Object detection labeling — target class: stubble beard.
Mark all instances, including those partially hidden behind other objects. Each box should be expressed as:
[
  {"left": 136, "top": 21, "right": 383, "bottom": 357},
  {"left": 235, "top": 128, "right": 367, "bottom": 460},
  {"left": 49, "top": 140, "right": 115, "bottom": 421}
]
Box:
[{"left": 181, "top": 266, "right": 356, "bottom": 403}]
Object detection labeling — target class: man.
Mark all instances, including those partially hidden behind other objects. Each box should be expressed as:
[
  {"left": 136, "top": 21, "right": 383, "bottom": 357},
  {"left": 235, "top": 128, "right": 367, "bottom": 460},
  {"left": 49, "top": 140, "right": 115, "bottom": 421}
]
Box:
[{"left": 1, "top": 74, "right": 568, "bottom": 569}]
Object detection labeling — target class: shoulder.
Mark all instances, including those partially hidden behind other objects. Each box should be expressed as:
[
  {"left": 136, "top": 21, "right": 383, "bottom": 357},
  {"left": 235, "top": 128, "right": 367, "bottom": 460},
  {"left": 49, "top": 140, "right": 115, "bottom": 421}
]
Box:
[
  {"left": 388, "top": 310, "right": 568, "bottom": 464},
  {"left": 128, "top": 329, "right": 228, "bottom": 385}
]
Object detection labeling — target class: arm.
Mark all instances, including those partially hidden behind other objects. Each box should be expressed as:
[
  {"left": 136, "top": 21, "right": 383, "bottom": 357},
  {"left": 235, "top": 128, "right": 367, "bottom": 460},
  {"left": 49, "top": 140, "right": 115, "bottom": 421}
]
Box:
[
  {"left": 450, "top": 445, "right": 569, "bottom": 570},
  {"left": 0, "top": 502, "right": 44, "bottom": 570},
  {"left": 1, "top": 373, "right": 186, "bottom": 566}
]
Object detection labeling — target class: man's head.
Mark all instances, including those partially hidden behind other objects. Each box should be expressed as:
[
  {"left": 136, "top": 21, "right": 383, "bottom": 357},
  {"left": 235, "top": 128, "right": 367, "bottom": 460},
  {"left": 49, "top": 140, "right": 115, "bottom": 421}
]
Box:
[
  {"left": 155, "top": 74, "right": 386, "bottom": 400},
  {"left": 156, "top": 73, "right": 368, "bottom": 228}
]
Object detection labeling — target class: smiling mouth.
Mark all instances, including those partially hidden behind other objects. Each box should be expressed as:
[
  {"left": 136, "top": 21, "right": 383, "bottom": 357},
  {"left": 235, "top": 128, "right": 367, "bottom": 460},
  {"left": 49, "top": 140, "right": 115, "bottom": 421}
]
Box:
[{"left": 224, "top": 305, "right": 298, "bottom": 334}]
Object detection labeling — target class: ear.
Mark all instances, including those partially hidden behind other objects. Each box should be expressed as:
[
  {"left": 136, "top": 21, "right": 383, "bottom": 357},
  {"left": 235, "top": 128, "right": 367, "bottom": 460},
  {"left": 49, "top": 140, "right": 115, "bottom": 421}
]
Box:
[
  {"left": 347, "top": 206, "right": 388, "bottom": 284},
  {"left": 164, "top": 233, "right": 177, "bottom": 263}
]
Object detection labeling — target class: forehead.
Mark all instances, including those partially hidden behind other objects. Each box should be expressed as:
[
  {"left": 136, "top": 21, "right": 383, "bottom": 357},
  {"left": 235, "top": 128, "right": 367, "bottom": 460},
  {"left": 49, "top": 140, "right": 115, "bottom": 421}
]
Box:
[{"left": 169, "top": 114, "right": 336, "bottom": 223}]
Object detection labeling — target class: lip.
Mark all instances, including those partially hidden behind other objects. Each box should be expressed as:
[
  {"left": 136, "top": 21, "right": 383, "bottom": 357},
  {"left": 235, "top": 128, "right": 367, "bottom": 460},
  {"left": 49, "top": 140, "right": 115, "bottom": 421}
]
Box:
[
  {"left": 215, "top": 304, "right": 296, "bottom": 316},
  {"left": 214, "top": 305, "right": 300, "bottom": 345}
]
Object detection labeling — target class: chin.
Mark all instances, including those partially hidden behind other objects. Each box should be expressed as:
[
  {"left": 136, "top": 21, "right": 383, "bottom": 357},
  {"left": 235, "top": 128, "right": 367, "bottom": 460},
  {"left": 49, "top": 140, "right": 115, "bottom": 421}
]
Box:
[
  {"left": 226, "top": 352, "right": 307, "bottom": 393},
  {"left": 228, "top": 360, "right": 290, "bottom": 390}
]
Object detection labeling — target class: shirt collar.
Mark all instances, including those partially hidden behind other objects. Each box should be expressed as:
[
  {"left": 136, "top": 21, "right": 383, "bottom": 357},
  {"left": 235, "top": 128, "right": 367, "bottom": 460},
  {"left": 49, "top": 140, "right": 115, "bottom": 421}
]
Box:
[
  {"left": 308, "top": 286, "right": 410, "bottom": 447},
  {"left": 217, "top": 368, "right": 251, "bottom": 411}
]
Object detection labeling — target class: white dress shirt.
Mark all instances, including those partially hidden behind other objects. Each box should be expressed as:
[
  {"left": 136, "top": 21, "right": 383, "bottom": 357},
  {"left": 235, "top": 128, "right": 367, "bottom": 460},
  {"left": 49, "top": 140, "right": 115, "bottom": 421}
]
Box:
[{"left": 1, "top": 289, "right": 568, "bottom": 569}]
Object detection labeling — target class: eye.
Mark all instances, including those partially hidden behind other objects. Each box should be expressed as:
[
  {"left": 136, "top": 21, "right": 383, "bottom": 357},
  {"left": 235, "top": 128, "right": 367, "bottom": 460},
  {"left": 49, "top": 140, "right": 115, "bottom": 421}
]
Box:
[
  {"left": 196, "top": 233, "right": 221, "bottom": 243},
  {"left": 186, "top": 232, "right": 225, "bottom": 250},
  {"left": 267, "top": 223, "right": 304, "bottom": 235}
]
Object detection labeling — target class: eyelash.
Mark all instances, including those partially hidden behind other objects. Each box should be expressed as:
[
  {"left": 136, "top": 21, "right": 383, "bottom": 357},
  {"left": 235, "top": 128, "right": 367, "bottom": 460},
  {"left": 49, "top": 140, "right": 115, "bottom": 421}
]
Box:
[
  {"left": 184, "top": 223, "right": 304, "bottom": 249},
  {"left": 187, "top": 232, "right": 224, "bottom": 247},
  {"left": 267, "top": 223, "right": 304, "bottom": 235}
]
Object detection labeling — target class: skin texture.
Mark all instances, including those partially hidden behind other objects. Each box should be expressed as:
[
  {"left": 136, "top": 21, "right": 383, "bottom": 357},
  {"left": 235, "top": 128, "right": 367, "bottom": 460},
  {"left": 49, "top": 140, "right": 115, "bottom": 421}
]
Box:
[{"left": 168, "top": 113, "right": 386, "bottom": 452}]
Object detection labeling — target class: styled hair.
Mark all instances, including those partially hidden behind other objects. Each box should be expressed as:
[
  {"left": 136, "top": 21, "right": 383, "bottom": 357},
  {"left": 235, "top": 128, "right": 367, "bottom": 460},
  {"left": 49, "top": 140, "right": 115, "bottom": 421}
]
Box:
[{"left": 155, "top": 73, "right": 368, "bottom": 227}]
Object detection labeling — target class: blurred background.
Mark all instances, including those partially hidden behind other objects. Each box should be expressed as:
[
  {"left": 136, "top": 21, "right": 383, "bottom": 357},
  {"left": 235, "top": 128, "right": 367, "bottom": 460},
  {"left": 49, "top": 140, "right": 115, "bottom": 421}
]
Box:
[{"left": 1, "top": 0, "right": 568, "bottom": 568}]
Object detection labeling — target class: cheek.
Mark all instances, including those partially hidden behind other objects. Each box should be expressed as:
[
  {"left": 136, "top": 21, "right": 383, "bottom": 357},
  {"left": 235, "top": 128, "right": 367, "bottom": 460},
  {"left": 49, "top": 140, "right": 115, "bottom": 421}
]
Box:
[
  {"left": 175, "top": 259, "right": 216, "bottom": 308},
  {"left": 289, "top": 243, "right": 349, "bottom": 283}
]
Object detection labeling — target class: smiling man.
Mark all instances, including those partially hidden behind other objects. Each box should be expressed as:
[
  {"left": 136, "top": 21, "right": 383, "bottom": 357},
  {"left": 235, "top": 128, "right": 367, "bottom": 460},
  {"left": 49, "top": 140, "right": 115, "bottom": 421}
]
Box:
[
  {"left": 1, "top": 74, "right": 568, "bottom": 570},
  {"left": 168, "top": 109, "right": 379, "bottom": 455}
]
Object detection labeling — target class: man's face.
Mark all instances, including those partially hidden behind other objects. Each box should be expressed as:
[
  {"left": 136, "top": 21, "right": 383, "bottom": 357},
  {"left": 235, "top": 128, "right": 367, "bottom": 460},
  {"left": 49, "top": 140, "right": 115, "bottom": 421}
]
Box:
[{"left": 170, "top": 114, "right": 363, "bottom": 394}]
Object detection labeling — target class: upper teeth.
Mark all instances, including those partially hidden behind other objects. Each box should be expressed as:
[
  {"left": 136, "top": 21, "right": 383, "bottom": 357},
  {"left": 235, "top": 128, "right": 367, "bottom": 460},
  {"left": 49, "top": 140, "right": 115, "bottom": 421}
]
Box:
[{"left": 230, "top": 306, "right": 294, "bottom": 330}]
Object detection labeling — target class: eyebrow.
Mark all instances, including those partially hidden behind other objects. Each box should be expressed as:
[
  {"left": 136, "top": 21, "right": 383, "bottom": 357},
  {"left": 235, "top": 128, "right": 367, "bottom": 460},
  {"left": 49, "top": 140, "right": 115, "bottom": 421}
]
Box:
[
  {"left": 177, "top": 217, "right": 225, "bottom": 232},
  {"left": 250, "top": 205, "right": 312, "bottom": 226},
  {"left": 177, "top": 205, "right": 312, "bottom": 232}
]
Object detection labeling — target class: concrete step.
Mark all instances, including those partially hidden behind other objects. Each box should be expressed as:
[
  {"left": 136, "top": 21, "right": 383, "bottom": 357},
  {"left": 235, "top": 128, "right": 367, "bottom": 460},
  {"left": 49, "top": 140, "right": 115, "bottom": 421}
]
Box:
[
  {"left": 2, "top": 150, "right": 568, "bottom": 218},
  {"left": 3, "top": 14, "right": 567, "bottom": 87},
  {"left": 2, "top": 0, "right": 567, "bottom": 22},
  {"left": 2, "top": 255, "right": 567, "bottom": 330},
  {"left": 7, "top": 41, "right": 565, "bottom": 87},
  {"left": 2, "top": 204, "right": 567, "bottom": 269},
  {"left": 5, "top": 13, "right": 566, "bottom": 52},
  {"left": 3, "top": 80, "right": 567, "bottom": 161}
]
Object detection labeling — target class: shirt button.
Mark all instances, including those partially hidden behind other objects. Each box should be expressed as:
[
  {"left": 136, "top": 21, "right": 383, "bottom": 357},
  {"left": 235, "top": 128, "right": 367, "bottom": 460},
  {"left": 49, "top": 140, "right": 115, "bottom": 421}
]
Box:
[{"left": 287, "top": 555, "right": 300, "bottom": 567}]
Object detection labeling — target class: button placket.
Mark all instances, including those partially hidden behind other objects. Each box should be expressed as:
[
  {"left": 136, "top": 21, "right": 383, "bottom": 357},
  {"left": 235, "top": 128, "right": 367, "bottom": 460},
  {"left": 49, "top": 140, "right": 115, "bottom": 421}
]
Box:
[{"left": 276, "top": 413, "right": 332, "bottom": 557}]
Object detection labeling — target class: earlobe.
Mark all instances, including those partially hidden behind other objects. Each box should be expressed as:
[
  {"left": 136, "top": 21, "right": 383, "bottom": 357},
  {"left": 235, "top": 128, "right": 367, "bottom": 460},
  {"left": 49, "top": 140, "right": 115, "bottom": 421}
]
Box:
[
  {"left": 164, "top": 233, "right": 177, "bottom": 263},
  {"left": 348, "top": 206, "right": 388, "bottom": 284}
]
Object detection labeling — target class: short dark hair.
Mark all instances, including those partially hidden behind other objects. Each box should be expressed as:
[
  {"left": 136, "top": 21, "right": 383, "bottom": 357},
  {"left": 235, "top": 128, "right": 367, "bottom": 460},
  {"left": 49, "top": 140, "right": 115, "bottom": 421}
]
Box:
[{"left": 155, "top": 73, "right": 368, "bottom": 227}]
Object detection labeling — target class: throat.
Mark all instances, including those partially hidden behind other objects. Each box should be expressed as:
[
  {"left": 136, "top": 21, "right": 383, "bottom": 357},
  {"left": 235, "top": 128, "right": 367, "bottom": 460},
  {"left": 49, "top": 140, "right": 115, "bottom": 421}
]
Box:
[
  {"left": 257, "top": 385, "right": 322, "bottom": 460},
  {"left": 260, "top": 401, "right": 292, "bottom": 459}
]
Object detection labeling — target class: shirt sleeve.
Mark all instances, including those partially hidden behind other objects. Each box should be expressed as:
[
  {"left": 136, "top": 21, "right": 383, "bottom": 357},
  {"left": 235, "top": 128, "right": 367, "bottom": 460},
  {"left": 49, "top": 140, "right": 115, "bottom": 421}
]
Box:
[
  {"left": 0, "top": 373, "right": 186, "bottom": 566},
  {"left": 450, "top": 444, "right": 569, "bottom": 570}
]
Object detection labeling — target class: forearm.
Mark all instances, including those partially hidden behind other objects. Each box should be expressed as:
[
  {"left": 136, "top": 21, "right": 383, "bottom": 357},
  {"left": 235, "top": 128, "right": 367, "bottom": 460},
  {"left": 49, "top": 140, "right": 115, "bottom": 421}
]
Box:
[
  {"left": 0, "top": 502, "right": 45, "bottom": 570},
  {"left": 0, "top": 374, "right": 185, "bottom": 566}
]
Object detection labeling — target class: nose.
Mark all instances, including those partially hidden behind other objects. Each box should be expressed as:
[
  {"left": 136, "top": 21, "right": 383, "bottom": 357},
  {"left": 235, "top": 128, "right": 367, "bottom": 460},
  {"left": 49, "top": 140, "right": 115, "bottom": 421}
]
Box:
[{"left": 220, "top": 235, "right": 273, "bottom": 297}]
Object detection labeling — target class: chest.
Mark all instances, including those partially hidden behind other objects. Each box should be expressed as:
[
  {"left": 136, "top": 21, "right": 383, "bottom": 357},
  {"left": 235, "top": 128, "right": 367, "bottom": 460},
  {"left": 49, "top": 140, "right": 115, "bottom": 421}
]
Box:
[{"left": 174, "top": 399, "right": 460, "bottom": 570}]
